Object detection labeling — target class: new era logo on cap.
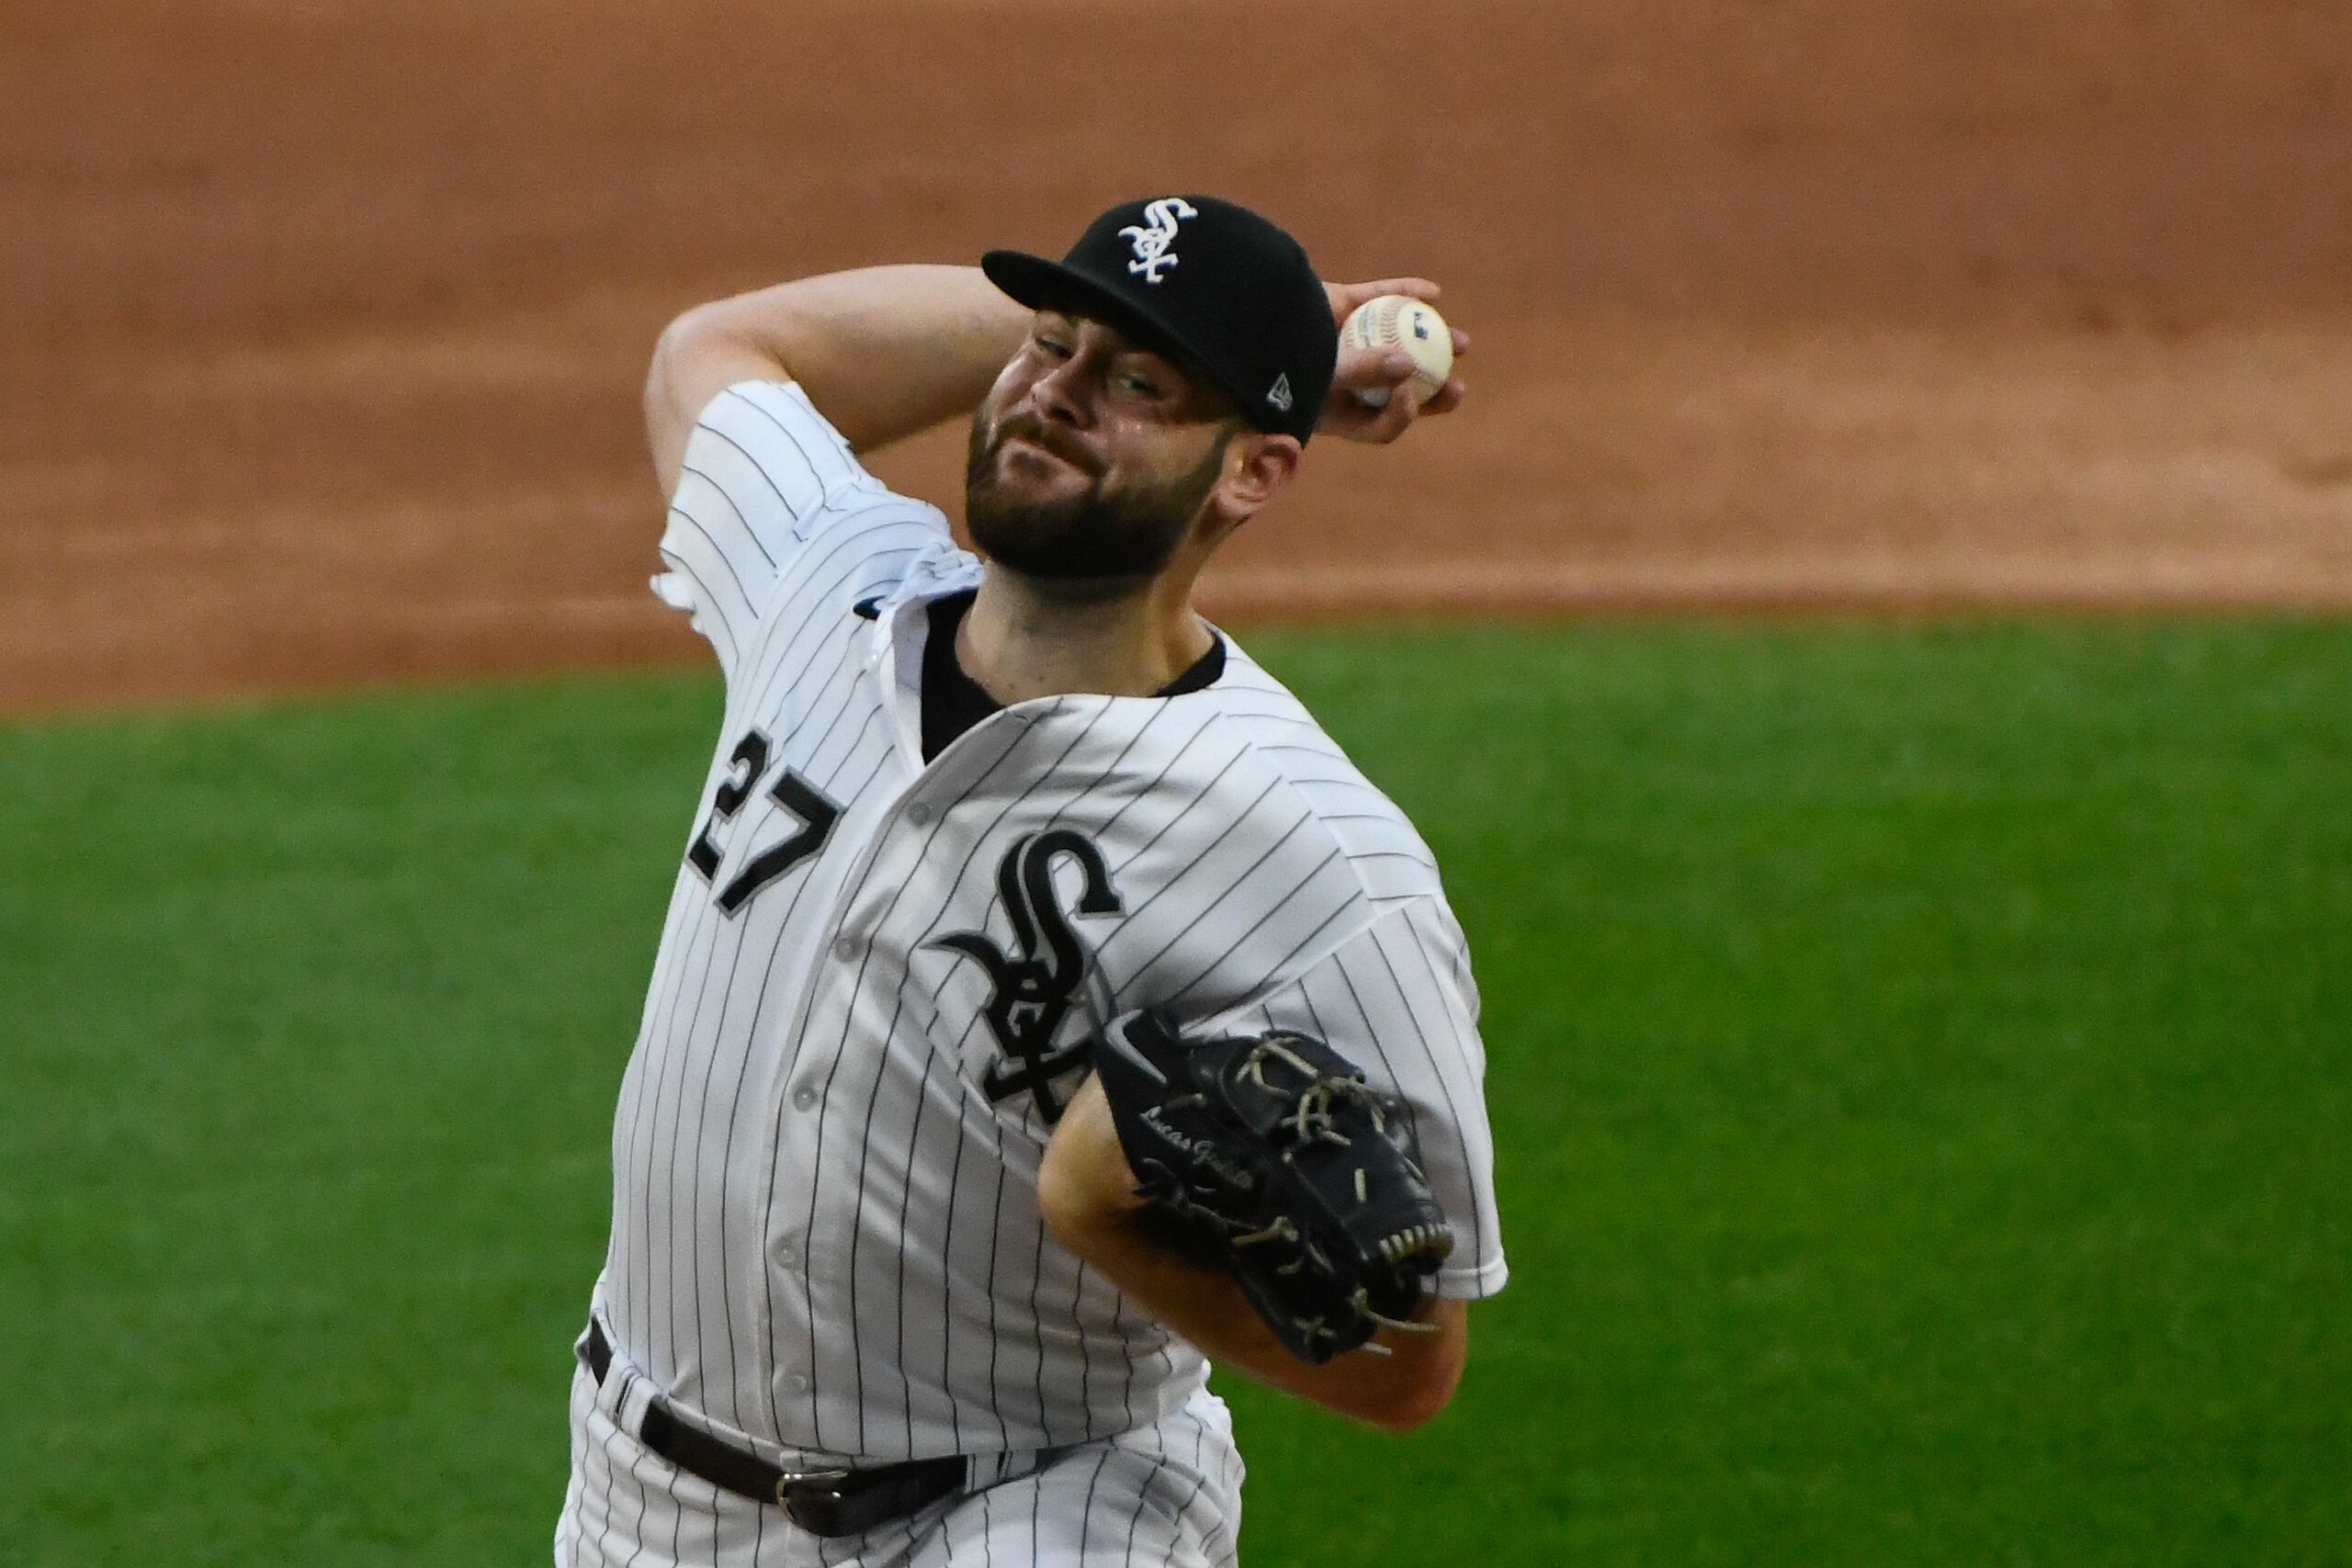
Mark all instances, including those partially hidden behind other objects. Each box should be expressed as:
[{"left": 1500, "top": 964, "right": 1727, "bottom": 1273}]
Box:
[{"left": 1267, "top": 374, "right": 1294, "bottom": 413}]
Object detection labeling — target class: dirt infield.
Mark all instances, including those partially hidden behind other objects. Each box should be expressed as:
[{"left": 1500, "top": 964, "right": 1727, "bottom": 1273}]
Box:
[{"left": 5, "top": 0, "right": 2348, "bottom": 710}]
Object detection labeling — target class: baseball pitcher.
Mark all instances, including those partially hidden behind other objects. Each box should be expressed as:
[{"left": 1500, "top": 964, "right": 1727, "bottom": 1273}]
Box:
[{"left": 558, "top": 195, "right": 1506, "bottom": 1567}]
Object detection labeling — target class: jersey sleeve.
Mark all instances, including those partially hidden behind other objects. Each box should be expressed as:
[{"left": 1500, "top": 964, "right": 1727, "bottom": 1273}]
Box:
[
  {"left": 651, "top": 380, "right": 938, "bottom": 684},
  {"left": 1200, "top": 897, "right": 1507, "bottom": 1301}
]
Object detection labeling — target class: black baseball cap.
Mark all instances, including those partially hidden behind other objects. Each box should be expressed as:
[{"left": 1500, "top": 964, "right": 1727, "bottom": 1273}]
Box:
[{"left": 981, "top": 196, "right": 1337, "bottom": 443}]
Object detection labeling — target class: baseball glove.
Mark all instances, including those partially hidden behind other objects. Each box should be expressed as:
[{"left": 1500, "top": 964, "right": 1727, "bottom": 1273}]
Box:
[{"left": 1093, "top": 1010, "right": 1454, "bottom": 1365}]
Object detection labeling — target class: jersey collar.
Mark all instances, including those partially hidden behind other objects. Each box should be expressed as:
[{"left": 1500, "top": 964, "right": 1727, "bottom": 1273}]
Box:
[{"left": 867, "top": 540, "right": 986, "bottom": 766}]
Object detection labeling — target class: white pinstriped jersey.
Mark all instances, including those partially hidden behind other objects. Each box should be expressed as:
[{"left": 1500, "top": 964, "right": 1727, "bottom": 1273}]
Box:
[{"left": 596, "top": 379, "right": 1507, "bottom": 1469}]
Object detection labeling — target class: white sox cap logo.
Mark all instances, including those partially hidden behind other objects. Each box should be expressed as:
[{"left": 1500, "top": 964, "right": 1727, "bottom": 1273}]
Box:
[{"left": 1119, "top": 197, "right": 1199, "bottom": 284}]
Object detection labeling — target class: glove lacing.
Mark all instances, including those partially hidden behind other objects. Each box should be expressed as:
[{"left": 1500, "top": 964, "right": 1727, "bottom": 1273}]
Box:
[{"left": 1238, "top": 1038, "right": 1442, "bottom": 1344}]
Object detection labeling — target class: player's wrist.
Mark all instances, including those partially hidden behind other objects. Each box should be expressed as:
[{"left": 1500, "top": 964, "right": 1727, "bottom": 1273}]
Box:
[{"left": 1037, "top": 1075, "right": 1150, "bottom": 1247}]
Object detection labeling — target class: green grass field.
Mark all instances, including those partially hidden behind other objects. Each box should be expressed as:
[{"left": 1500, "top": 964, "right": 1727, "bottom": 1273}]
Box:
[{"left": 6, "top": 620, "right": 2346, "bottom": 1566}]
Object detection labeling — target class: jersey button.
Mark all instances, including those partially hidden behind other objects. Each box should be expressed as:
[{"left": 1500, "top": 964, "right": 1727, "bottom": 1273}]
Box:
[
  {"left": 831, "top": 935, "right": 857, "bottom": 962},
  {"left": 773, "top": 1231, "right": 803, "bottom": 1269},
  {"left": 906, "top": 803, "right": 934, "bottom": 826},
  {"left": 792, "top": 1084, "right": 820, "bottom": 1112},
  {"left": 780, "top": 1371, "right": 810, "bottom": 1397}
]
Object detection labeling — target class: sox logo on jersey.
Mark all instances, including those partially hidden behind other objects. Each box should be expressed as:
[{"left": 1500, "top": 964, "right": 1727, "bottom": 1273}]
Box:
[
  {"left": 559, "top": 377, "right": 1506, "bottom": 1568},
  {"left": 931, "top": 829, "right": 1123, "bottom": 1122}
]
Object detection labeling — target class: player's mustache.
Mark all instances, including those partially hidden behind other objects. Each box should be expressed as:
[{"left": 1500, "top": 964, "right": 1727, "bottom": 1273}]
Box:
[{"left": 989, "top": 413, "right": 1102, "bottom": 477}]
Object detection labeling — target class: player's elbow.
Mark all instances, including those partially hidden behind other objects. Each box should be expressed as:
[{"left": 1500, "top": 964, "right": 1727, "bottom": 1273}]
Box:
[
  {"left": 1354, "top": 1354, "right": 1463, "bottom": 1435},
  {"left": 644, "top": 310, "right": 707, "bottom": 491},
  {"left": 1361, "top": 1398, "right": 1443, "bottom": 1438},
  {"left": 644, "top": 304, "right": 729, "bottom": 425},
  {"left": 1345, "top": 1298, "right": 1468, "bottom": 1434},
  {"left": 643, "top": 302, "right": 797, "bottom": 493}
]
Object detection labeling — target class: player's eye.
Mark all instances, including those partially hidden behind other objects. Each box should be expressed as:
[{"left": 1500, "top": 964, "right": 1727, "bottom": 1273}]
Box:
[
  {"left": 1035, "top": 333, "right": 1073, "bottom": 360},
  {"left": 1112, "top": 363, "right": 1166, "bottom": 398}
]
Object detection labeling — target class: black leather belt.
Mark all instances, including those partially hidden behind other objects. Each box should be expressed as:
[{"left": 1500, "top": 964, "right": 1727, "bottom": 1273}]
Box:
[{"left": 582, "top": 1319, "right": 967, "bottom": 1538}]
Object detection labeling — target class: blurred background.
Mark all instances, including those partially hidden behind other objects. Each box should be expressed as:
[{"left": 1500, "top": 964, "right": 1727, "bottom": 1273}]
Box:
[
  {"left": 5, "top": 3, "right": 2347, "bottom": 1564},
  {"left": 7, "top": 0, "right": 2350, "bottom": 709}
]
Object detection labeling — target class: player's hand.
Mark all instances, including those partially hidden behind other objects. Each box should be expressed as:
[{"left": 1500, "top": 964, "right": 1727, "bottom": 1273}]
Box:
[{"left": 1318, "top": 278, "right": 1469, "bottom": 446}]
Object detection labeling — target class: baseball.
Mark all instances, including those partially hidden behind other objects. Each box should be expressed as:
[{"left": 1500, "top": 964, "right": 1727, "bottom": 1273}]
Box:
[{"left": 1340, "top": 294, "right": 1454, "bottom": 409}]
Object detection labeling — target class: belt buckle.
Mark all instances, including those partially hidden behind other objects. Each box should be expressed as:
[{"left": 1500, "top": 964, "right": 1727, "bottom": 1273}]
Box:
[{"left": 778, "top": 1468, "right": 854, "bottom": 1536}]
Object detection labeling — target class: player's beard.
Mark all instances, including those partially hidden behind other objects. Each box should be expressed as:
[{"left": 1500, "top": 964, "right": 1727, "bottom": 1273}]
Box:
[{"left": 964, "top": 411, "right": 1234, "bottom": 589}]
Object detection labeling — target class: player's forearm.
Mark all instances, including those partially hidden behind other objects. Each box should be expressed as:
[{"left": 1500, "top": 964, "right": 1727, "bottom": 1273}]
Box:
[
  {"left": 1038, "top": 1077, "right": 1464, "bottom": 1431},
  {"left": 646, "top": 264, "right": 1030, "bottom": 483},
  {"left": 1042, "top": 1194, "right": 1463, "bottom": 1433}
]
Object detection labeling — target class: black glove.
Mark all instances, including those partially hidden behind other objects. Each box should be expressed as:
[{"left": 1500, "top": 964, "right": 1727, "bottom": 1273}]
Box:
[{"left": 1092, "top": 1010, "right": 1455, "bottom": 1365}]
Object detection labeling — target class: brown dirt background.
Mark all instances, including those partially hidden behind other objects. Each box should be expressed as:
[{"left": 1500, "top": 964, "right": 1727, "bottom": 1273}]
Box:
[{"left": 5, "top": 0, "right": 2349, "bottom": 712}]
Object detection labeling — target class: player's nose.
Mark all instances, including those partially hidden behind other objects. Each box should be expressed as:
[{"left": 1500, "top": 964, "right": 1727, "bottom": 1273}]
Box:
[{"left": 1023, "top": 354, "right": 1094, "bottom": 432}]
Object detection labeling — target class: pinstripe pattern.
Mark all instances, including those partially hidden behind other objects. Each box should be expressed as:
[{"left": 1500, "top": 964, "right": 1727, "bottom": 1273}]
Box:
[{"left": 562, "top": 381, "right": 1503, "bottom": 1562}]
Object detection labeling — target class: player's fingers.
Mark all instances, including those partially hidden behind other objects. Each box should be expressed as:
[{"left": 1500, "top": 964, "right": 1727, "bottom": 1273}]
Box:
[
  {"left": 1420, "top": 378, "right": 1467, "bottom": 418},
  {"left": 1368, "top": 385, "right": 1422, "bottom": 444},
  {"left": 1332, "top": 345, "right": 1416, "bottom": 398},
  {"left": 1361, "top": 347, "right": 1414, "bottom": 378},
  {"left": 1329, "top": 276, "right": 1442, "bottom": 315},
  {"left": 1450, "top": 326, "right": 1471, "bottom": 357}
]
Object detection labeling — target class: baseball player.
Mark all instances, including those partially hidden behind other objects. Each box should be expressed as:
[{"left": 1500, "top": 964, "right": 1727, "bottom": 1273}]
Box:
[{"left": 558, "top": 195, "right": 1505, "bottom": 1568}]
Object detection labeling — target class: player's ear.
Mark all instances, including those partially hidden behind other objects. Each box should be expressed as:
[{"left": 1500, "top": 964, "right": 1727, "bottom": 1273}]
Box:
[{"left": 1213, "top": 430, "right": 1302, "bottom": 524}]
